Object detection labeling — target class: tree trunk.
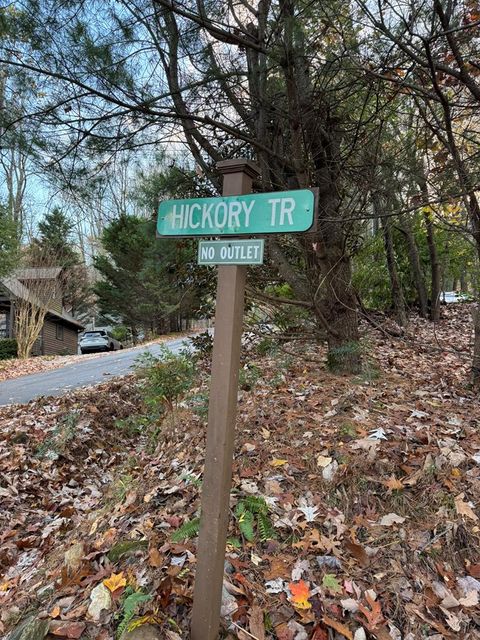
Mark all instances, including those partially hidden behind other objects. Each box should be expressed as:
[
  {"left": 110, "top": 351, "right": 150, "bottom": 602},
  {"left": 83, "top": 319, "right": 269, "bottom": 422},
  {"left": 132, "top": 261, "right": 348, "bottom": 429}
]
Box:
[
  {"left": 382, "top": 216, "right": 408, "bottom": 326},
  {"left": 472, "top": 306, "right": 480, "bottom": 386},
  {"left": 424, "top": 211, "right": 441, "bottom": 323},
  {"left": 317, "top": 243, "right": 361, "bottom": 374},
  {"left": 400, "top": 215, "right": 428, "bottom": 318}
]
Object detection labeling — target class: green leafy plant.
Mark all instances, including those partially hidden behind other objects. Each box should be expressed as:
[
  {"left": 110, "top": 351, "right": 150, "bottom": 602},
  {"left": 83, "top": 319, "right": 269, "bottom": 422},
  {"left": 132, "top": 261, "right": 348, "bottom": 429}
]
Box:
[
  {"left": 115, "top": 588, "right": 152, "bottom": 639},
  {"left": 111, "top": 474, "right": 136, "bottom": 503},
  {"left": 135, "top": 347, "right": 195, "bottom": 412},
  {"left": 188, "top": 390, "right": 209, "bottom": 420},
  {"left": 235, "top": 496, "right": 275, "bottom": 542},
  {"left": 327, "top": 341, "right": 362, "bottom": 374},
  {"left": 111, "top": 325, "right": 131, "bottom": 343},
  {"left": 256, "top": 336, "right": 278, "bottom": 356},
  {"left": 171, "top": 517, "right": 201, "bottom": 542},
  {"left": 239, "top": 364, "right": 262, "bottom": 391},
  {"left": 190, "top": 331, "right": 213, "bottom": 359},
  {"left": 114, "top": 415, "right": 149, "bottom": 437}
]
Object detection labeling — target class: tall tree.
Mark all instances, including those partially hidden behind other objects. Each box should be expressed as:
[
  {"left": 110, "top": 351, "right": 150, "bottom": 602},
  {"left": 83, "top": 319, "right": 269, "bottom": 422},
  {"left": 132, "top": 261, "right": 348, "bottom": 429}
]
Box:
[
  {"left": 94, "top": 214, "right": 202, "bottom": 336},
  {"left": 355, "top": 0, "right": 480, "bottom": 380},
  {"left": 32, "top": 208, "right": 91, "bottom": 316},
  {"left": 0, "top": 0, "right": 397, "bottom": 372},
  {"left": 0, "top": 203, "right": 19, "bottom": 277}
]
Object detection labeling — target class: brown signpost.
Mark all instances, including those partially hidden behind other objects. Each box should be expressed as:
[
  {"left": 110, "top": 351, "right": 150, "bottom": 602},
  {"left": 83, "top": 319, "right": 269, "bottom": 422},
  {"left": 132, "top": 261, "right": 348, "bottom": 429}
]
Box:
[{"left": 190, "top": 158, "right": 260, "bottom": 640}]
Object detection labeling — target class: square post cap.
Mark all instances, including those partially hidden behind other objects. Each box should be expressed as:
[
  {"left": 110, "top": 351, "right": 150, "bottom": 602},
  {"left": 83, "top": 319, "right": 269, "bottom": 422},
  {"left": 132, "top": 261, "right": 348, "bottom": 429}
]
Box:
[{"left": 216, "top": 158, "right": 261, "bottom": 179}]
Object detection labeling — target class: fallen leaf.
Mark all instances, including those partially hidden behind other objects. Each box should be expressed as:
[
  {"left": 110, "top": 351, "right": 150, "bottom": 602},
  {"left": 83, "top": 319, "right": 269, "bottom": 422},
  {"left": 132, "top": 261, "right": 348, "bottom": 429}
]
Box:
[
  {"left": 270, "top": 458, "right": 288, "bottom": 467},
  {"left": 291, "top": 558, "right": 310, "bottom": 581},
  {"left": 103, "top": 572, "right": 127, "bottom": 592},
  {"left": 316, "top": 455, "right": 333, "bottom": 468},
  {"left": 148, "top": 547, "right": 163, "bottom": 568},
  {"left": 289, "top": 580, "right": 312, "bottom": 609},
  {"left": 49, "top": 606, "right": 61, "bottom": 619},
  {"left": 468, "top": 563, "right": 480, "bottom": 578},
  {"left": 249, "top": 604, "right": 265, "bottom": 640},
  {"left": 454, "top": 494, "right": 478, "bottom": 521},
  {"left": 322, "top": 573, "right": 342, "bottom": 594},
  {"left": 383, "top": 477, "right": 404, "bottom": 492},
  {"left": 265, "top": 578, "right": 286, "bottom": 594},
  {"left": 440, "top": 606, "right": 461, "bottom": 632},
  {"left": 341, "top": 598, "right": 359, "bottom": 613},
  {"left": 49, "top": 621, "right": 86, "bottom": 638},
  {"left": 344, "top": 540, "right": 369, "bottom": 567},
  {"left": 458, "top": 590, "right": 479, "bottom": 607},
  {"left": 275, "top": 622, "right": 294, "bottom": 640},
  {"left": 378, "top": 513, "right": 406, "bottom": 526},
  {"left": 356, "top": 592, "right": 384, "bottom": 631},
  {"left": 322, "top": 615, "right": 353, "bottom": 639}
]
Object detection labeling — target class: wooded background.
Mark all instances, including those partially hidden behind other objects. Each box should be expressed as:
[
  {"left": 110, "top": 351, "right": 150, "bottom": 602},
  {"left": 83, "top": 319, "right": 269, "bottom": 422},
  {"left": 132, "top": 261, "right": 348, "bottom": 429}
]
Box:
[{"left": 1, "top": 0, "right": 480, "bottom": 375}]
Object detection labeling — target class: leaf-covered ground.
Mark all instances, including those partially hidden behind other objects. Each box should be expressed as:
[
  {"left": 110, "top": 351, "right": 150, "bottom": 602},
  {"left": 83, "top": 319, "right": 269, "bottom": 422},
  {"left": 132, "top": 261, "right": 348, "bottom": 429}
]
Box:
[{"left": 1, "top": 307, "right": 479, "bottom": 640}]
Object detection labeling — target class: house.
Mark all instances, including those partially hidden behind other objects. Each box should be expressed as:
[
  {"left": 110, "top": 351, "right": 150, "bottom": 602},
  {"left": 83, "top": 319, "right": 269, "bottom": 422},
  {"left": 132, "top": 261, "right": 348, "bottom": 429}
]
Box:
[{"left": 0, "top": 267, "right": 85, "bottom": 356}]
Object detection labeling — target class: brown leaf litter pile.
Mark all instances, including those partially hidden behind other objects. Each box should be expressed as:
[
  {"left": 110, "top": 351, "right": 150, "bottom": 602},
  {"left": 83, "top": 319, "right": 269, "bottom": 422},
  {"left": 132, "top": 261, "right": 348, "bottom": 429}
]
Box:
[{"left": 0, "top": 306, "right": 479, "bottom": 639}]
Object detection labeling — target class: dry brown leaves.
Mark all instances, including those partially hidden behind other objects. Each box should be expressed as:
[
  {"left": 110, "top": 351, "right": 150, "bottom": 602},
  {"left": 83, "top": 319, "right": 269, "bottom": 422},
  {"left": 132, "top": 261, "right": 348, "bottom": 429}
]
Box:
[{"left": 0, "top": 306, "right": 479, "bottom": 639}]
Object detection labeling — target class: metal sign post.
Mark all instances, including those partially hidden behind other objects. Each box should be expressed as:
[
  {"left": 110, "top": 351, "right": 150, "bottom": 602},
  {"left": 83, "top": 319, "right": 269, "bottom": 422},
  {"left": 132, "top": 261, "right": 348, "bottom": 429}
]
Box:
[{"left": 190, "top": 159, "right": 260, "bottom": 640}]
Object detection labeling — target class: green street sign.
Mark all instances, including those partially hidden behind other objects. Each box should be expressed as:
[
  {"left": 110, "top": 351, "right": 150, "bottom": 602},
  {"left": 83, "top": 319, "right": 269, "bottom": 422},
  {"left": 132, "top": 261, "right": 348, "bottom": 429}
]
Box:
[
  {"left": 198, "top": 239, "right": 264, "bottom": 265},
  {"left": 157, "top": 189, "right": 315, "bottom": 237}
]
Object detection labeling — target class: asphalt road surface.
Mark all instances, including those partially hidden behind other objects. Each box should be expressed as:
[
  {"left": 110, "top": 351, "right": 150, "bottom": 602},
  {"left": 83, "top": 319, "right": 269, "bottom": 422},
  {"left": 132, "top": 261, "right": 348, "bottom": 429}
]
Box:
[{"left": 0, "top": 336, "right": 192, "bottom": 406}]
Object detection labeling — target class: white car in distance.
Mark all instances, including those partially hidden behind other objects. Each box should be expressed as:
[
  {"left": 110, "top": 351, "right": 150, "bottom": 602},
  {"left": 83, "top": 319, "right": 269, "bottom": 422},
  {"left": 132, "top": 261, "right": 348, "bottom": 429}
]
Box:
[{"left": 79, "top": 330, "right": 123, "bottom": 354}]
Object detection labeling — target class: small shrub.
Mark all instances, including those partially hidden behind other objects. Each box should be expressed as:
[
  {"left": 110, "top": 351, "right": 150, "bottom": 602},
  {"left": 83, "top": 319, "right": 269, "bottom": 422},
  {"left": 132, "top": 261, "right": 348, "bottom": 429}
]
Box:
[
  {"left": 135, "top": 347, "right": 195, "bottom": 412},
  {"left": 190, "top": 331, "right": 213, "bottom": 359},
  {"left": 239, "top": 364, "right": 262, "bottom": 391},
  {"left": 327, "top": 341, "right": 362, "bottom": 374},
  {"left": 188, "top": 390, "right": 209, "bottom": 420},
  {"left": 111, "top": 325, "right": 131, "bottom": 343},
  {"left": 115, "top": 415, "right": 149, "bottom": 437},
  {"left": 256, "top": 337, "right": 278, "bottom": 356},
  {"left": 0, "top": 338, "right": 17, "bottom": 360}
]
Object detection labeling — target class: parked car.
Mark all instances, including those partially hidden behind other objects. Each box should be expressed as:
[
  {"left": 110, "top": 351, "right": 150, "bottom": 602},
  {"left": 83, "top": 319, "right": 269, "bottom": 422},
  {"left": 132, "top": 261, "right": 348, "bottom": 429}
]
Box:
[{"left": 79, "top": 330, "right": 123, "bottom": 354}]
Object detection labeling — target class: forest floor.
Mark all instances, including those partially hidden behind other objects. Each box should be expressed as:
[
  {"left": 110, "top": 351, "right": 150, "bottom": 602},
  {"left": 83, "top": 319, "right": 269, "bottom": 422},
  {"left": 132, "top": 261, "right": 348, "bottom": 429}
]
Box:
[
  {"left": 0, "top": 331, "right": 198, "bottom": 383},
  {"left": 0, "top": 306, "right": 479, "bottom": 640}
]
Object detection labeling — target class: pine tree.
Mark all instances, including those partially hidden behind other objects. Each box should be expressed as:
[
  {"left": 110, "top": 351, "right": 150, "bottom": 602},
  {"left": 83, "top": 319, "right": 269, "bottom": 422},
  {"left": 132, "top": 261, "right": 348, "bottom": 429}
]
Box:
[
  {"left": 36, "top": 208, "right": 78, "bottom": 268},
  {"left": 0, "top": 204, "right": 19, "bottom": 277}
]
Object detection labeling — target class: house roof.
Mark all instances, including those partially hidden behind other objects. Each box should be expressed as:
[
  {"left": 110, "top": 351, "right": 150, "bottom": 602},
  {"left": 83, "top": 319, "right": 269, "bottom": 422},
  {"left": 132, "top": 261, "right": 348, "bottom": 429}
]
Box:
[
  {"left": 16, "top": 267, "right": 63, "bottom": 280},
  {"left": 0, "top": 274, "right": 85, "bottom": 331}
]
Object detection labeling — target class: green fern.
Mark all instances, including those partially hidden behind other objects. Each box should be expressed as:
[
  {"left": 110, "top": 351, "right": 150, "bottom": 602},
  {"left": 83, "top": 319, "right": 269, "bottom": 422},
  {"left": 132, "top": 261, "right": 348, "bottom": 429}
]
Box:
[
  {"left": 257, "top": 511, "right": 276, "bottom": 541},
  {"left": 242, "top": 496, "right": 268, "bottom": 514},
  {"left": 227, "top": 537, "right": 241, "bottom": 549},
  {"left": 171, "top": 517, "right": 201, "bottom": 542},
  {"left": 236, "top": 506, "right": 255, "bottom": 541},
  {"left": 116, "top": 590, "right": 152, "bottom": 639},
  {"left": 235, "top": 496, "right": 275, "bottom": 542}
]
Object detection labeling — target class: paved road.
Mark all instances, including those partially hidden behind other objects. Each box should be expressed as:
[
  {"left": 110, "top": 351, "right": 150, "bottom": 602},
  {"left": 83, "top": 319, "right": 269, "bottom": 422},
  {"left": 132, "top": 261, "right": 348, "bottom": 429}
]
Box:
[{"left": 0, "top": 336, "right": 192, "bottom": 406}]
